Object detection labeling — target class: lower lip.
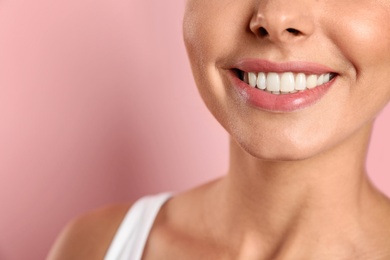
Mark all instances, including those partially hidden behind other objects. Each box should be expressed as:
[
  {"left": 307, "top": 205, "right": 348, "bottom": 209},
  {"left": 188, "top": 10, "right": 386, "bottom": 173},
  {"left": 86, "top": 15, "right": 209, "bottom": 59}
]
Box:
[{"left": 229, "top": 70, "right": 335, "bottom": 112}]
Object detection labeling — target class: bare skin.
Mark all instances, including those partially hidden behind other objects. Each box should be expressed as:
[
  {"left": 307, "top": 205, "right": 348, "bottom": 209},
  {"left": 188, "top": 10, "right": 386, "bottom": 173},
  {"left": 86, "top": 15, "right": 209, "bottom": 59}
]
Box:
[
  {"left": 141, "top": 123, "right": 390, "bottom": 259},
  {"left": 46, "top": 203, "right": 131, "bottom": 259},
  {"left": 48, "top": 122, "right": 390, "bottom": 259},
  {"left": 48, "top": 0, "right": 390, "bottom": 259}
]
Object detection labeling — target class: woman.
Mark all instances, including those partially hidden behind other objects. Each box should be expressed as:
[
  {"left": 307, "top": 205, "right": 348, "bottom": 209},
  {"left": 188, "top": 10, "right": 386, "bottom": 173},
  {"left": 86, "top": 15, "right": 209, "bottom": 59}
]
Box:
[{"left": 48, "top": 0, "right": 390, "bottom": 259}]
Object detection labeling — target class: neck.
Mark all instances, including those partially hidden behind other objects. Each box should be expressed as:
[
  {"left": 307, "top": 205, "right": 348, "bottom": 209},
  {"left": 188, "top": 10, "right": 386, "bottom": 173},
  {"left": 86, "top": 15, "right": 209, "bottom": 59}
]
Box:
[{"left": 210, "top": 122, "right": 390, "bottom": 258}]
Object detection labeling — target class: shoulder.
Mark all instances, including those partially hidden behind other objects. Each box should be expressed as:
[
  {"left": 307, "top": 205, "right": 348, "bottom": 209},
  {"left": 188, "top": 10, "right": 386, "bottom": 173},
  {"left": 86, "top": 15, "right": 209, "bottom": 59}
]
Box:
[{"left": 47, "top": 202, "right": 133, "bottom": 260}]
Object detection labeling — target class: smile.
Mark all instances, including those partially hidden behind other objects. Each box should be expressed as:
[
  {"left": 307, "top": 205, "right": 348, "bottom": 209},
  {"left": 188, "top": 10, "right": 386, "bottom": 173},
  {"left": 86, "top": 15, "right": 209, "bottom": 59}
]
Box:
[
  {"left": 239, "top": 71, "right": 337, "bottom": 95},
  {"left": 228, "top": 59, "right": 338, "bottom": 112}
]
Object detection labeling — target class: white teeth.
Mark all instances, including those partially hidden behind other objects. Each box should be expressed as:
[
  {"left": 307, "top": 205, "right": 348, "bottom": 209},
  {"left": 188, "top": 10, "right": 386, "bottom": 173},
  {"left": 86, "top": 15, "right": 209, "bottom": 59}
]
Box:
[
  {"left": 267, "top": 73, "right": 280, "bottom": 92},
  {"left": 241, "top": 71, "right": 334, "bottom": 94},
  {"left": 295, "top": 73, "right": 306, "bottom": 91},
  {"left": 324, "top": 73, "right": 330, "bottom": 83},
  {"left": 257, "top": 72, "right": 267, "bottom": 90},
  {"left": 248, "top": 72, "right": 257, "bottom": 87},
  {"left": 306, "top": 75, "right": 318, "bottom": 89},
  {"left": 280, "top": 72, "right": 295, "bottom": 92},
  {"left": 317, "top": 74, "right": 324, "bottom": 86}
]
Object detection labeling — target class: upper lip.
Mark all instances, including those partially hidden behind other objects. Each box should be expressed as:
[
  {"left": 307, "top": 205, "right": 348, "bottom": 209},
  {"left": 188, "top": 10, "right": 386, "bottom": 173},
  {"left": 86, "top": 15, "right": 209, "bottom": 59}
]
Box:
[{"left": 233, "top": 59, "right": 336, "bottom": 75}]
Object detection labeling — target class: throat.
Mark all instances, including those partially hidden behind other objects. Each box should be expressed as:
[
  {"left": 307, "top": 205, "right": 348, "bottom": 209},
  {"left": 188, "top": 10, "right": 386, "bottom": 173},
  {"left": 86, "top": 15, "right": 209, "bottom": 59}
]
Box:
[
  {"left": 212, "top": 174, "right": 390, "bottom": 260},
  {"left": 213, "top": 137, "right": 387, "bottom": 258}
]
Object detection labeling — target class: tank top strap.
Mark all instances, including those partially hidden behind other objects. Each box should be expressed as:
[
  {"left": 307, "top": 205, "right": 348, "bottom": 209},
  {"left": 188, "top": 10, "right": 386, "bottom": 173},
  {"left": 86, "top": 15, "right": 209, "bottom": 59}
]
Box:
[{"left": 104, "top": 192, "right": 172, "bottom": 260}]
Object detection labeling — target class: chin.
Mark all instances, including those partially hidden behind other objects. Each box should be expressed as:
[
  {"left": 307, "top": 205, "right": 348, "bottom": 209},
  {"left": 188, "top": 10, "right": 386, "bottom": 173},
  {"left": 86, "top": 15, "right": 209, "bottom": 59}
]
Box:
[{"left": 233, "top": 134, "right": 327, "bottom": 162}]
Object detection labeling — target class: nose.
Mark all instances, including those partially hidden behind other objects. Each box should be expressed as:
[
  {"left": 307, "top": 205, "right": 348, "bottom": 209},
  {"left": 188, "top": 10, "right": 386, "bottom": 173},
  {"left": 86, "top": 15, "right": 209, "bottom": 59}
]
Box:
[{"left": 250, "top": 0, "right": 315, "bottom": 43}]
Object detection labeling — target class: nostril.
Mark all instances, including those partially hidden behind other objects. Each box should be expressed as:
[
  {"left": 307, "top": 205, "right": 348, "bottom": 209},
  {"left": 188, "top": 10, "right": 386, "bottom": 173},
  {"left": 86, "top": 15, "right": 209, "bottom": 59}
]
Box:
[
  {"left": 286, "top": 28, "right": 301, "bottom": 36},
  {"left": 258, "top": 27, "right": 268, "bottom": 37}
]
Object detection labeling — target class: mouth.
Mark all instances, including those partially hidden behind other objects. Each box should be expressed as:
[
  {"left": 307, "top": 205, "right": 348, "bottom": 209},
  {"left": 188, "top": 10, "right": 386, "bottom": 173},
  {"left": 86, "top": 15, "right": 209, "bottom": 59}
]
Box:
[
  {"left": 233, "top": 69, "right": 338, "bottom": 95},
  {"left": 227, "top": 59, "right": 338, "bottom": 112}
]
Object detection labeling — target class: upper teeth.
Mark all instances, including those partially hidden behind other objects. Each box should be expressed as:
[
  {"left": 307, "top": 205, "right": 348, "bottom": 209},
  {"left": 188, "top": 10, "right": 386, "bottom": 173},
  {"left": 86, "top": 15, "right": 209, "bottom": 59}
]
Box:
[{"left": 243, "top": 72, "right": 333, "bottom": 94}]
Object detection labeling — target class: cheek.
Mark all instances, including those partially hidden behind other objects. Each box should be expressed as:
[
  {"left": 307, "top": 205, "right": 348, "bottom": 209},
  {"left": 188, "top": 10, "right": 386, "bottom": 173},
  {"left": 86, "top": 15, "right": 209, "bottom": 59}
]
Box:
[
  {"left": 183, "top": 1, "right": 248, "bottom": 125},
  {"left": 326, "top": 3, "right": 390, "bottom": 70},
  {"left": 183, "top": 2, "right": 222, "bottom": 97},
  {"left": 323, "top": 2, "right": 390, "bottom": 122},
  {"left": 184, "top": 1, "right": 228, "bottom": 61},
  {"left": 183, "top": 0, "right": 253, "bottom": 70}
]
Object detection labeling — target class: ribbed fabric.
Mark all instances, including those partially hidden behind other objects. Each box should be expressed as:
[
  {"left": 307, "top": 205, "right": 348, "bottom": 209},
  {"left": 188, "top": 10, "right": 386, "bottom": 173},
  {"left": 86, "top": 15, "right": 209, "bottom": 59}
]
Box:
[{"left": 104, "top": 193, "right": 172, "bottom": 260}]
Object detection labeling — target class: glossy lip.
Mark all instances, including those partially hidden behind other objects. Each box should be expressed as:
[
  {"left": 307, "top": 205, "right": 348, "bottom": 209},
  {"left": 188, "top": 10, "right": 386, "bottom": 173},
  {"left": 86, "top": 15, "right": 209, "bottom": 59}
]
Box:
[
  {"left": 228, "top": 59, "right": 337, "bottom": 113},
  {"left": 234, "top": 59, "right": 335, "bottom": 74}
]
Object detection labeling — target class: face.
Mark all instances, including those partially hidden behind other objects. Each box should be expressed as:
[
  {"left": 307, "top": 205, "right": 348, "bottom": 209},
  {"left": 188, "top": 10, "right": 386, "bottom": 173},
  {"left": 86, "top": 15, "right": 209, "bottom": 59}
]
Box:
[{"left": 183, "top": 0, "right": 390, "bottom": 160}]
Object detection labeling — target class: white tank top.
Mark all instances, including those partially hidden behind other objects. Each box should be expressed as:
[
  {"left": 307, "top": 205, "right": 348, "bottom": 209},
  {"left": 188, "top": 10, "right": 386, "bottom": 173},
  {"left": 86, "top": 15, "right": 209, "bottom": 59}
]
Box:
[{"left": 104, "top": 192, "right": 172, "bottom": 260}]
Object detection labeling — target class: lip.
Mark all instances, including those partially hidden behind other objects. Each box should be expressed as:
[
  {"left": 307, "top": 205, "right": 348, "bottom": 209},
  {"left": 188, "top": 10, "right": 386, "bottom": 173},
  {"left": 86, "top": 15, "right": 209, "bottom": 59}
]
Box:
[
  {"left": 228, "top": 59, "right": 337, "bottom": 112},
  {"left": 234, "top": 59, "right": 335, "bottom": 74}
]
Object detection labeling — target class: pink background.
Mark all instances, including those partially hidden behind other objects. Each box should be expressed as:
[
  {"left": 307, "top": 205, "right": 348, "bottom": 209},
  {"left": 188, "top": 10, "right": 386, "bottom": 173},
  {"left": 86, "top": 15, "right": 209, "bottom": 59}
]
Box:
[{"left": 0, "top": 1, "right": 389, "bottom": 259}]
